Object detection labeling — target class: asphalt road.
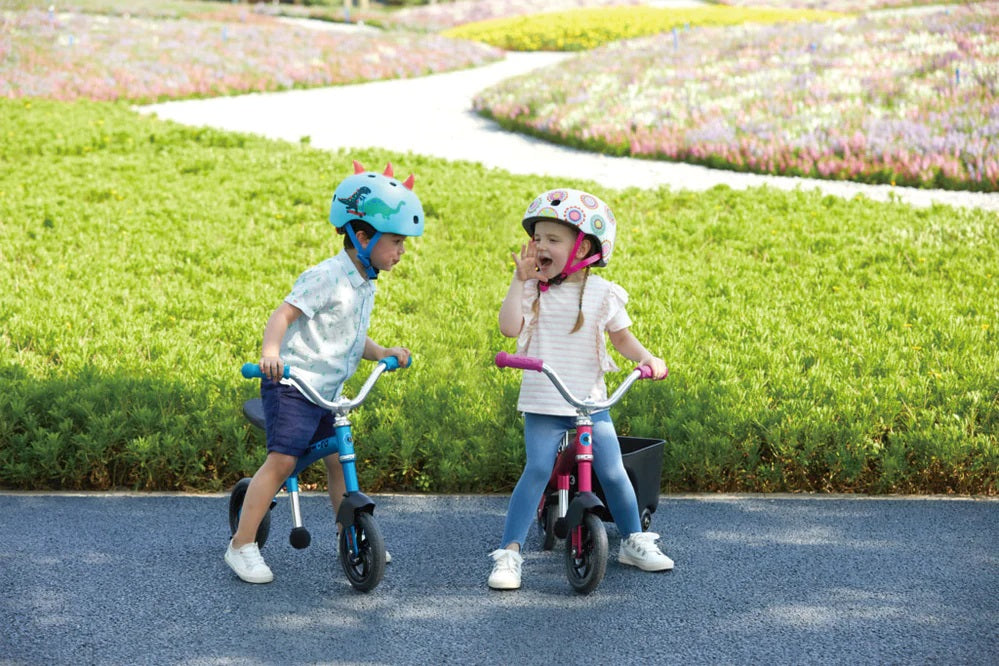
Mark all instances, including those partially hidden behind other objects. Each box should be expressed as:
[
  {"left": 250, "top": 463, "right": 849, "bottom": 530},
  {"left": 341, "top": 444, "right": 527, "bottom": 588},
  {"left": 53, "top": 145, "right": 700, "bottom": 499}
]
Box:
[{"left": 1, "top": 492, "right": 995, "bottom": 665}]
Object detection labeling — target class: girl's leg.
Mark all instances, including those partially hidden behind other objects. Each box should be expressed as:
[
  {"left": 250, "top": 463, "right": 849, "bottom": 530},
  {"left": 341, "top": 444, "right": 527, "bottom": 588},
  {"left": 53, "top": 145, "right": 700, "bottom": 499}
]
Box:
[
  {"left": 232, "top": 452, "right": 297, "bottom": 547},
  {"left": 591, "top": 412, "right": 642, "bottom": 537},
  {"left": 498, "top": 413, "right": 571, "bottom": 550}
]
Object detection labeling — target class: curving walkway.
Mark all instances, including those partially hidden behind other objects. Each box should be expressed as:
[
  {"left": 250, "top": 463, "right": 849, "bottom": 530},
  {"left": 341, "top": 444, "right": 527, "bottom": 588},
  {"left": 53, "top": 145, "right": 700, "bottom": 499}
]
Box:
[{"left": 139, "top": 46, "right": 998, "bottom": 213}]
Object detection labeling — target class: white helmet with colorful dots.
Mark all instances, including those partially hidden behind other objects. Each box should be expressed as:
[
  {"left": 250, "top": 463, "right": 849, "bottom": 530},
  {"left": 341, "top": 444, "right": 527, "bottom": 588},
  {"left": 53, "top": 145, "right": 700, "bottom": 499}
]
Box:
[{"left": 522, "top": 188, "right": 617, "bottom": 271}]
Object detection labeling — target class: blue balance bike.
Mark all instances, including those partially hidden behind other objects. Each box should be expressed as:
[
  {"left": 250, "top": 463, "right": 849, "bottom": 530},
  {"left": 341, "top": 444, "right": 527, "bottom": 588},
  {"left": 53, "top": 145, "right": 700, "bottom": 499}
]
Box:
[{"left": 230, "top": 357, "right": 407, "bottom": 592}]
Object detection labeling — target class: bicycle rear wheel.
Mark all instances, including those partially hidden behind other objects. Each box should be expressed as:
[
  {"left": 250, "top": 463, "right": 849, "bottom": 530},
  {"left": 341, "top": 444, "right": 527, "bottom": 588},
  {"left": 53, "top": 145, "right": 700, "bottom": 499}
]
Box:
[
  {"left": 564, "top": 512, "right": 607, "bottom": 595},
  {"left": 228, "top": 477, "right": 271, "bottom": 548}
]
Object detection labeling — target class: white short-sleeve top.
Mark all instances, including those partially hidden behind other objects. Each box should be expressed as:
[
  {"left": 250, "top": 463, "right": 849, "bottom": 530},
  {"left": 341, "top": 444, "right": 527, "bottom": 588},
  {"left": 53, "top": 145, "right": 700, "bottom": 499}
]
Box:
[
  {"left": 279, "top": 250, "right": 375, "bottom": 401},
  {"left": 515, "top": 274, "right": 632, "bottom": 416}
]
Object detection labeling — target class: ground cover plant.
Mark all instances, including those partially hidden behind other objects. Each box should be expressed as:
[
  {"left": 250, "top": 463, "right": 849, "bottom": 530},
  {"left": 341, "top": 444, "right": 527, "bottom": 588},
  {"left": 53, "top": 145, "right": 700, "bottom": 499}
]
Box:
[
  {"left": 1, "top": 98, "right": 996, "bottom": 495},
  {"left": 0, "top": 7, "right": 502, "bottom": 102},
  {"left": 472, "top": 3, "right": 999, "bottom": 192},
  {"left": 442, "top": 5, "right": 841, "bottom": 52}
]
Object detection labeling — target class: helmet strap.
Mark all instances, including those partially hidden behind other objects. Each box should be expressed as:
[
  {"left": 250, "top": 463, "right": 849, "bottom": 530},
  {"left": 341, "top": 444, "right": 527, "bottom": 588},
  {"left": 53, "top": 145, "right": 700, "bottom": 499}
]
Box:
[
  {"left": 540, "top": 232, "right": 600, "bottom": 292},
  {"left": 345, "top": 225, "right": 382, "bottom": 279}
]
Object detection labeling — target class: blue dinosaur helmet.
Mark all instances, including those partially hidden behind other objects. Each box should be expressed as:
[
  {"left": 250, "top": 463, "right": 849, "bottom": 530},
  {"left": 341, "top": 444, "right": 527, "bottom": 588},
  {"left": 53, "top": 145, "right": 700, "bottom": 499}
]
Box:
[{"left": 329, "top": 161, "right": 424, "bottom": 237}]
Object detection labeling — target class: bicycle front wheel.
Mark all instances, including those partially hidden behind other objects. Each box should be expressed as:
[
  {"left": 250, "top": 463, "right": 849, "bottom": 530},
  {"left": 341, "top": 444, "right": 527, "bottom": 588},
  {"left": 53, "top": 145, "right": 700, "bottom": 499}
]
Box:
[
  {"left": 564, "top": 512, "right": 608, "bottom": 595},
  {"left": 338, "top": 512, "right": 386, "bottom": 593}
]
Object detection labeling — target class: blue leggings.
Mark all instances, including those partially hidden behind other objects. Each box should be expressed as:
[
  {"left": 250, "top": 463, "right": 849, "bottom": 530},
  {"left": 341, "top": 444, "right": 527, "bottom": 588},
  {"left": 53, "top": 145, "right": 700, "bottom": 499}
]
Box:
[{"left": 499, "top": 411, "right": 641, "bottom": 550}]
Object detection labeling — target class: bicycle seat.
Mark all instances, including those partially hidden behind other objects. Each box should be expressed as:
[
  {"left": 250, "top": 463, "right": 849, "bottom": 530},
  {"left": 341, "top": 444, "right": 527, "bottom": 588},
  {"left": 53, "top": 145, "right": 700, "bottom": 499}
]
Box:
[{"left": 242, "top": 398, "right": 266, "bottom": 430}]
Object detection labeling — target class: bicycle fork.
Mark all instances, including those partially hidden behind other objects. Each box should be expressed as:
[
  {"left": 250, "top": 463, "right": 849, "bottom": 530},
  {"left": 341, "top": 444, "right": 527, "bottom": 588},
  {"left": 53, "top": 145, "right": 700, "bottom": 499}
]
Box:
[{"left": 553, "top": 418, "right": 603, "bottom": 546}]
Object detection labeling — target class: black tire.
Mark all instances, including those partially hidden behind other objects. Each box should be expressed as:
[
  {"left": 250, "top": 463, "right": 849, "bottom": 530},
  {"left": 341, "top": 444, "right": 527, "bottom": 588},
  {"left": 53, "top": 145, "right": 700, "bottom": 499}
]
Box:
[
  {"left": 564, "top": 512, "right": 608, "bottom": 595},
  {"left": 338, "top": 512, "right": 386, "bottom": 593},
  {"left": 537, "top": 497, "right": 557, "bottom": 551},
  {"left": 228, "top": 477, "right": 271, "bottom": 549},
  {"left": 640, "top": 508, "right": 653, "bottom": 532}
]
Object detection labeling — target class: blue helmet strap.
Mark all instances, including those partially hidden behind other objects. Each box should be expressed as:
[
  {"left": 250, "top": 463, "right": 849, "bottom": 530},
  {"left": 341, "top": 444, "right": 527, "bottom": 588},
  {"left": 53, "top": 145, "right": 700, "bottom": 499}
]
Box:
[{"left": 345, "top": 225, "right": 382, "bottom": 279}]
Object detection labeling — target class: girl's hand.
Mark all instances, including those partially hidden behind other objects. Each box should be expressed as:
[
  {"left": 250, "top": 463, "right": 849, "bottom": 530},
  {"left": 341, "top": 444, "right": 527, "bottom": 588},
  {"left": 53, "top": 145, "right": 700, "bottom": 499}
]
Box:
[
  {"left": 260, "top": 354, "right": 284, "bottom": 382},
  {"left": 640, "top": 355, "right": 669, "bottom": 380},
  {"left": 381, "top": 346, "right": 411, "bottom": 368},
  {"left": 511, "top": 241, "right": 541, "bottom": 282}
]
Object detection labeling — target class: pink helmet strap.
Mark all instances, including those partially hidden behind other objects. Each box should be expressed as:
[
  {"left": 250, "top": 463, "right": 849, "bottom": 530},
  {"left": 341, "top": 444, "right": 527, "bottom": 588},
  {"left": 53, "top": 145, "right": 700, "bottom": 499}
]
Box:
[{"left": 539, "top": 231, "right": 601, "bottom": 292}]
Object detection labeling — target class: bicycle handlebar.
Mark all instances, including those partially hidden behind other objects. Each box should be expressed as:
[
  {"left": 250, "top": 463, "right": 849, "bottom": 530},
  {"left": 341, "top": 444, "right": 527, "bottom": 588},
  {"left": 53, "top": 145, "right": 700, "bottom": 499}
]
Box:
[
  {"left": 494, "top": 351, "right": 664, "bottom": 413},
  {"left": 241, "top": 356, "right": 410, "bottom": 413}
]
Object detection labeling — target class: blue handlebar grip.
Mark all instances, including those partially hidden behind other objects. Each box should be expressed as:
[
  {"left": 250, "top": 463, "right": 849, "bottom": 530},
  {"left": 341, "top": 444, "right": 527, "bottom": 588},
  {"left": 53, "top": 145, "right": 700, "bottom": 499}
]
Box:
[
  {"left": 380, "top": 355, "right": 412, "bottom": 372},
  {"left": 241, "top": 363, "right": 290, "bottom": 379}
]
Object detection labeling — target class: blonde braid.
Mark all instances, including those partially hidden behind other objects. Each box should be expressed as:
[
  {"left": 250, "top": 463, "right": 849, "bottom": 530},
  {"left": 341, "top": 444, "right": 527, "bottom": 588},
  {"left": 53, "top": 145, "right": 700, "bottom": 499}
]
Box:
[{"left": 569, "top": 268, "right": 589, "bottom": 334}]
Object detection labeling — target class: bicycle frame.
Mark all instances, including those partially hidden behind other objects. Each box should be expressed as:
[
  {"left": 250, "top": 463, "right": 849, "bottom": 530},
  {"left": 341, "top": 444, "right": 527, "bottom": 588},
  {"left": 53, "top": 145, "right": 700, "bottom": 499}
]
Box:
[
  {"left": 240, "top": 357, "right": 403, "bottom": 535},
  {"left": 495, "top": 351, "right": 654, "bottom": 538}
]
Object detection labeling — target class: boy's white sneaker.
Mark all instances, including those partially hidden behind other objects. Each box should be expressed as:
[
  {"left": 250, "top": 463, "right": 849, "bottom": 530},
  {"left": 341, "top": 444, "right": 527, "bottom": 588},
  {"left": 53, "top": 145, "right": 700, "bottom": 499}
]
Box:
[
  {"left": 487, "top": 549, "right": 523, "bottom": 590},
  {"left": 225, "top": 540, "right": 274, "bottom": 583},
  {"left": 618, "top": 532, "right": 674, "bottom": 571}
]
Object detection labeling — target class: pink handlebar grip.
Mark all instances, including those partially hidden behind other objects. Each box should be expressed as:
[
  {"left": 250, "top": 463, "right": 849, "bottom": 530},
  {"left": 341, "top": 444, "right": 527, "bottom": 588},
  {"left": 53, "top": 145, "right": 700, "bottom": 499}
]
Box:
[
  {"left": 636, "top": 365, "right": 668, "bottom": 380},
  {"left": 495, "top": 351, "right": 544, "bottom": 372}
]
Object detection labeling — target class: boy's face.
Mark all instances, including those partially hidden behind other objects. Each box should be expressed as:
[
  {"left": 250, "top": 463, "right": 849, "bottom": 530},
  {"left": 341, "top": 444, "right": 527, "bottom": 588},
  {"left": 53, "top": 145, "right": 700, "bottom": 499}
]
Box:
[
  {"left": 531, "top": 220, "right": 588, "bottom": 281},
  {"left": 368, "top": 232, "right": 408, "bottom": 272}
]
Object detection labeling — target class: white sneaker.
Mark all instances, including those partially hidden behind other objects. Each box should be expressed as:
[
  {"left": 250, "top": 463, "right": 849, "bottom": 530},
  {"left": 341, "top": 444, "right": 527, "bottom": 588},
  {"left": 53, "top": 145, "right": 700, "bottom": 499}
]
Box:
[
  {"left": 225, "top": 540, "right": 274, "bottom": 583},
  {"left": 618, "top": 532, "right": 674, "bottom": 571},
  {"left": 487, "top": 549, "right": 523, "bottom": 590},
  {"left": 385, "top": 550, "right": 392, "bottom": 564}
]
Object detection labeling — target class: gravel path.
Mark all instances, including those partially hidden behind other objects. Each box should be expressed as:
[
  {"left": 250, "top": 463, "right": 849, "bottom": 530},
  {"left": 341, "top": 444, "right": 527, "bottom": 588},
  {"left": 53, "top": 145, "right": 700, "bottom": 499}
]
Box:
[{"left": 138, "top": 49, "right": 999, "bottom": 213}]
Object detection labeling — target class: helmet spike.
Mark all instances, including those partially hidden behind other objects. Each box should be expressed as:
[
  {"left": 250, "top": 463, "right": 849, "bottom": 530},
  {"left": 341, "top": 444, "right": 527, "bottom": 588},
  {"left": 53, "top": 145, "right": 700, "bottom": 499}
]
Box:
[
  {"left": 383, "top": 162, "right": 394, "bottom": 177},
  {"left": 403, "top": 173, "right": 415, "bottom": 190},
  {"left": 352, "top": 160, "right": 366, "bottom": 174}
]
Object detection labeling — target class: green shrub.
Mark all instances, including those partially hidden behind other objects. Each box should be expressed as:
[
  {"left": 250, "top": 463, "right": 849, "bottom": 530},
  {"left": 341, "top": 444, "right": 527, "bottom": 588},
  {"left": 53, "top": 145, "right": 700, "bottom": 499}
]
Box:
[{"left": 1, "top": 98, "right": 996, "bottom": 494}]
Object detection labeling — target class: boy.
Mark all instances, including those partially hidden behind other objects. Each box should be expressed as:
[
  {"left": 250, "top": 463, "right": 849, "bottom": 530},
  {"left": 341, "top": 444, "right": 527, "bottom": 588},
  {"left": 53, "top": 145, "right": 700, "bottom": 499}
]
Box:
[{"left": 226, "top": 161, "right": 424, "bottom": 583}]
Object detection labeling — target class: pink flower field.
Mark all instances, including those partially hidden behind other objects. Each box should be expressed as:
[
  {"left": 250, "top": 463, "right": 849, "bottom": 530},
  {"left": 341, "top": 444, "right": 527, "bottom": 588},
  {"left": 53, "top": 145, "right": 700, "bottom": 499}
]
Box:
[
  {"left": 473, "top": 2, "right": 999, "bottom": 192},
  {"left": 0, "top": 8, "right": 502, "bottom": 102}
]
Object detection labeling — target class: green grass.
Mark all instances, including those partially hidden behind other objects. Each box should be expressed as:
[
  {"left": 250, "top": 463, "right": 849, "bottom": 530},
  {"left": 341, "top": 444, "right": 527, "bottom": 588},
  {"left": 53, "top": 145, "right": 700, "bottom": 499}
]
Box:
[{"left": 1, "top": 98, "right": 997, "bottom": 494}]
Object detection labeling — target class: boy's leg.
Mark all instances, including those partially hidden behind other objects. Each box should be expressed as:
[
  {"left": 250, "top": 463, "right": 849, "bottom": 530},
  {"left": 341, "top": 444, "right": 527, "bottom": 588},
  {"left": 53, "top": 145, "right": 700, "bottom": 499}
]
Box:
[
  {"left": 323, "top": 456, "right": 346, "bottom": 517},
  {"left": 232, "top": 452, "right": 297, "bottom": 548}
]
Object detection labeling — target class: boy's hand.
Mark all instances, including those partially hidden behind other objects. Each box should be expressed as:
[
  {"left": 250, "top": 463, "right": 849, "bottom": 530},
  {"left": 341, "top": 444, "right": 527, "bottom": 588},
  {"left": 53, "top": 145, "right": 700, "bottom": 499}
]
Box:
[
  {"left": 511, "top": 241, "right": 541, "bottom": 282},
  {"left": 381, "top": 346, "right": 411, "bottom": 368},
  {"left": 639, "top": 356, "right": 668, "bottom": 380},
  {"left": 260, "top": 355, "right": 284, "bottom": 382}
]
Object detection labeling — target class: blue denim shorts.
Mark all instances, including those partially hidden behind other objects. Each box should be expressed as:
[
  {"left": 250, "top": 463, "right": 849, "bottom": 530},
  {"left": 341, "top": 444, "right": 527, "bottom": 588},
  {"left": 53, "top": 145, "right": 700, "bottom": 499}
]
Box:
[{"left": 260, "top": 378, "right": 335, "bottom": 457}]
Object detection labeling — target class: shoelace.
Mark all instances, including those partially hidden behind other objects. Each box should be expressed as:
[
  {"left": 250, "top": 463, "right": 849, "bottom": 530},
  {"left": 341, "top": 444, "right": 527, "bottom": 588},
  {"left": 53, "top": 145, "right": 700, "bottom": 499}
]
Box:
[
  {"left": 239, "top": 545, "right": 267, "bottom": 570},
  {"left": 629, "top": 533, "right": 663, "bottom": 555},
  {"left": 492, "top": 550, "right": 520, "bottom": 572}
]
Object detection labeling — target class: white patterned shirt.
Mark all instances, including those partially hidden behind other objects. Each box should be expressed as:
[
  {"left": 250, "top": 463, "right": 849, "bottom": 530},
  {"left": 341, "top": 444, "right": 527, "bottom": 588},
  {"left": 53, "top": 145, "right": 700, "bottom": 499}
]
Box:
[
  {"left": 279, "top": 250, "right": 375, "bottom": 401},
  {"left": 515, "top": 275, "right": 632, "bottom": 416}
]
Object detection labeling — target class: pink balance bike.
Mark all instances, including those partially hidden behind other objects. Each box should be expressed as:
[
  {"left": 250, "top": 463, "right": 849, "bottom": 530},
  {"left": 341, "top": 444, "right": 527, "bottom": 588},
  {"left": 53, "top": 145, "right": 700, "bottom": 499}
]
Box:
[{"left": 495, "top": 351, "right": 666, "bottom": 595}]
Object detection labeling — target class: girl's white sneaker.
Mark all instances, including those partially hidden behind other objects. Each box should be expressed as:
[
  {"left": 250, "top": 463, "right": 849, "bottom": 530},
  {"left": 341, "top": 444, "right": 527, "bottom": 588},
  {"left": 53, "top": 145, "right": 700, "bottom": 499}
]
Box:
[
  {"left": 487, "top": 549, "right": 523, "bottom": 590},
  {"left": 618, "top": 532, "right": 674, "bottom": 571}
]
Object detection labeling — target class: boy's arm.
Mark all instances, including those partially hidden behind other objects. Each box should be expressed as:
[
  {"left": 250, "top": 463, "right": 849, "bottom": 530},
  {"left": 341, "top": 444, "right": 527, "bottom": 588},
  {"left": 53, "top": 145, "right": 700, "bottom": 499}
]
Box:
[
  {"left": 363, "top": 337, "right": 411, "bottom": 368},
  {"left": 607, "top": 327, "right": 668, "bottom": 379},
  {"left": 260, "top": 302, "right": 303, "bottom": 381}
]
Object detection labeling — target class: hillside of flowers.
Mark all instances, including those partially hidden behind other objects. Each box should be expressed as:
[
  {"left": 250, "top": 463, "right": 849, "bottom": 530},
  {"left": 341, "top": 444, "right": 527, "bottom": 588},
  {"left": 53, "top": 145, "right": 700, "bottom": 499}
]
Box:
[
  {"left": 442, "top": 6, "right": 840, "bottom": 52},
  {"left": 472, "top": 2, "right": 999, "bottom": 192},
  {"left": 0, "top": 8, "right": 502, "bottom": 102}
]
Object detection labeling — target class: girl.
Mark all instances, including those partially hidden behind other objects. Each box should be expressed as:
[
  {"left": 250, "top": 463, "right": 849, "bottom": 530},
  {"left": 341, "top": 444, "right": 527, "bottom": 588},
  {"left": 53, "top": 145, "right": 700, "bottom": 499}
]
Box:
[{"left": 489, "top": 188, "right": 672, "bottom": 590}]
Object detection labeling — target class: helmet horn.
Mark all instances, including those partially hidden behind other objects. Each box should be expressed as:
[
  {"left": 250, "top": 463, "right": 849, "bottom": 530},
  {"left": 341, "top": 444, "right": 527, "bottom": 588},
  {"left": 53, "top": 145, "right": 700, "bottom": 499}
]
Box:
[
  {"left": 383, "top": 163, "right": 394, "bottom": 177},
  {"left": 403, "top": 173, "right": 415, "bottom": 190},
  {"left": 352, "top": 160, "right": 366, "bottom": 174}
]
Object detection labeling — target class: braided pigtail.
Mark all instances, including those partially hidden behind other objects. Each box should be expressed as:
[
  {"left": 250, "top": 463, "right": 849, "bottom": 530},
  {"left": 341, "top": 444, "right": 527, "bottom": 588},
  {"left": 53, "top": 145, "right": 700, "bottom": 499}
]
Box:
[{"left": 569, "top": 268, "right": 590, "bottom": 334}]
